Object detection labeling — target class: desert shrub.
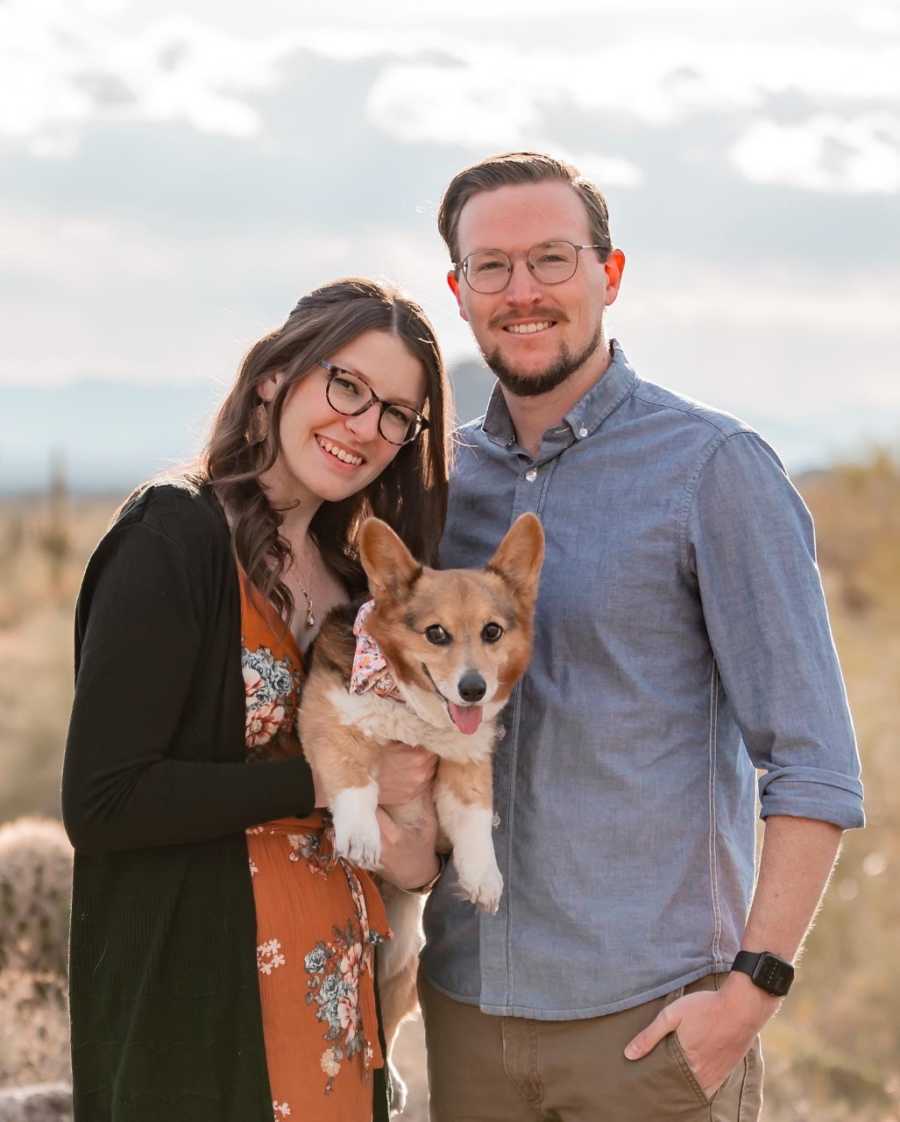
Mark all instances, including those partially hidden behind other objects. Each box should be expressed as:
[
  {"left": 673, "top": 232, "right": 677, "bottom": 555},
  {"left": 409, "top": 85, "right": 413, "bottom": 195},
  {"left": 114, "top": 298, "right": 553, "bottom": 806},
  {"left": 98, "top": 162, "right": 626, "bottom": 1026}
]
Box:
[
  {"left": 0, "top": 970, "right": 70, "bottom": 1087},
  {"left": 0, "top": 818, "right": 72, "bottom": 977}
]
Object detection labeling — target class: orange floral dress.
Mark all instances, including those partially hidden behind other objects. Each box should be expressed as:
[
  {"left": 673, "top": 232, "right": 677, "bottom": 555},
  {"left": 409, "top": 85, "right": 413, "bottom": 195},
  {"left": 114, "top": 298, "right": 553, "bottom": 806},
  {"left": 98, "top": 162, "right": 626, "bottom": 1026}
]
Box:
[{"left": 240, "top": 571, "right": 390, "bottom": 1122}]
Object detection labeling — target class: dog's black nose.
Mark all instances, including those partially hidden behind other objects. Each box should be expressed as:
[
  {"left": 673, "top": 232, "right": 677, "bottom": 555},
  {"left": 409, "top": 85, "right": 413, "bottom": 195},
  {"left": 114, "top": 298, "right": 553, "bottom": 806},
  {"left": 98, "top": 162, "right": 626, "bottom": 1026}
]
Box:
[{"left": 458, "top": 670, "right": 486, "bottom": 703}]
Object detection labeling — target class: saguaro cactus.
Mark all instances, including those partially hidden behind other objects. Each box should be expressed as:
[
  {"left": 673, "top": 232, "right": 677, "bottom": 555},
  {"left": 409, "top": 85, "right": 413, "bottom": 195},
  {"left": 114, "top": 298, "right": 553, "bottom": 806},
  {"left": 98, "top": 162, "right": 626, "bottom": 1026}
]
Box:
[{"left": 36, "top": 451, "right": 72, "bottom": 595}]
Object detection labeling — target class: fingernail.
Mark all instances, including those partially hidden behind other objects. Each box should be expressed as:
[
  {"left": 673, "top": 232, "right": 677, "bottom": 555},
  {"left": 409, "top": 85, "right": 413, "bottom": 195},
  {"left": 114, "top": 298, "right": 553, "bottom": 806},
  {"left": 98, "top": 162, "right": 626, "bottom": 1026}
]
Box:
[{"left": 624, "top": 1045, "right": 639, "bottom": 1061}]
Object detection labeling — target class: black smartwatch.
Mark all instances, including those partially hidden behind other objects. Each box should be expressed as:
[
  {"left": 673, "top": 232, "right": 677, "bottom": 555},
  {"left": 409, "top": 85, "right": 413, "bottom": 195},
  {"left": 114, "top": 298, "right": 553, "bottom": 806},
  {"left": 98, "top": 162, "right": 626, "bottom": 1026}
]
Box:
[{"left": 731, "top": 950, "right": 795, "bottom": 997}]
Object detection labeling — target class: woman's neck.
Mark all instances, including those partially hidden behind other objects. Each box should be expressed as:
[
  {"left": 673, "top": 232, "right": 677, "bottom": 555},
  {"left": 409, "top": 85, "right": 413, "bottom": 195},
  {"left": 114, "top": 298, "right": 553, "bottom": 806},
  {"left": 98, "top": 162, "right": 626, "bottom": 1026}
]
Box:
[{"left": 257, "top": 464, "right": 323, "bottom": 550}]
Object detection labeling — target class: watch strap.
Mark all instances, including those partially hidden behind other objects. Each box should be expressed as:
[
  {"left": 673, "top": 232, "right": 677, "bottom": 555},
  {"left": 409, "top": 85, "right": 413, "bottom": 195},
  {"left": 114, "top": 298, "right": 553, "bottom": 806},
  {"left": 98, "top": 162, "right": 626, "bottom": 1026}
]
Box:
[{"left": 731, "top": 950, "right": 795, "bottom": 996}]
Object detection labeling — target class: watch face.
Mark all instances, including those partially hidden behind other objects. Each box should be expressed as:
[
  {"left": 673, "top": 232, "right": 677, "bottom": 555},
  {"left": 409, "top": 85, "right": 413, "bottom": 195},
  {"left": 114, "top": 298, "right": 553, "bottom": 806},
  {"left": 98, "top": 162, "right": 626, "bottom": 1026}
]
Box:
[{"left": 753, "top": 954, "right": 794, "bottom": 996}]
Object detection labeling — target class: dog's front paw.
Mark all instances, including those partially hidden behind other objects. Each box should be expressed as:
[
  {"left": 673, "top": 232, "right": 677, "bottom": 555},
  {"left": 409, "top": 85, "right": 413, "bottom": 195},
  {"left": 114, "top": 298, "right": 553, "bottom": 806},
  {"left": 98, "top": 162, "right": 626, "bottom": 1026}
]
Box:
[
  {"left": 457, "top": 859, "right": 503, "bottom": 913},
  {"left": 332, "top": 785, "right": 381, "bottom": 869},
  {"left": 333, "top": 817, "right": 382, "bottom": 869}
]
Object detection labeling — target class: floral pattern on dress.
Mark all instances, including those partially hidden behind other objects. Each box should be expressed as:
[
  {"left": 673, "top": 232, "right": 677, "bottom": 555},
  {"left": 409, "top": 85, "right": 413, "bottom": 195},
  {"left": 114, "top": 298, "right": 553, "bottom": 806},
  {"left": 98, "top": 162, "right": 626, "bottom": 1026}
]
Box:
[
  {"left": 240, "top": 568, "right": 390, "bottom": 1113},
  {"left": 287, "top": 830, "right": 332, "bottom": 879},
  {"left": 303, "top": 913, "right": 385, "bottom": 1094},
  {"left": 242, "top": 644, "right": 303, "bottom": 748},
  {"left": 298, "top": 858, "right": 388, "bottom": 1094},
  {"left": 257, "top": 938, "right": 286, "bottom": 975}
]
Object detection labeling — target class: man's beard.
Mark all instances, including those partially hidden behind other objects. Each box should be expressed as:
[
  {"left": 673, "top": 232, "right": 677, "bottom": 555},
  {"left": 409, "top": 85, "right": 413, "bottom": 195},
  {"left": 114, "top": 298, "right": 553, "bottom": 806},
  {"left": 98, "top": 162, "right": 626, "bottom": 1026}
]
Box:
[{"left": 484, "top": 323, "right": 605, "bottom": 398}]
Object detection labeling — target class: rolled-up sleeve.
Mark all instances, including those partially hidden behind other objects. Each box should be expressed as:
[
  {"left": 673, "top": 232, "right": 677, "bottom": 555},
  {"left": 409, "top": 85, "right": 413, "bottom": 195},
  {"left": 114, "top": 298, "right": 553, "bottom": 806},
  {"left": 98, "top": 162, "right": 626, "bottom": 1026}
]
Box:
[{"left": 686, "top": 431, "right": 864, "bottom": 830}]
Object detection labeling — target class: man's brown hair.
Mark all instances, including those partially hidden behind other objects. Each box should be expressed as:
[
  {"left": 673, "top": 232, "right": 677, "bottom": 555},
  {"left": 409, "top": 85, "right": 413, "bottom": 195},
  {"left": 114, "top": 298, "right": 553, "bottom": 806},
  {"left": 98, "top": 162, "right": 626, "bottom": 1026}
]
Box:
[{"left": 437, "top": 151, "right": 612, "bottom": 266}]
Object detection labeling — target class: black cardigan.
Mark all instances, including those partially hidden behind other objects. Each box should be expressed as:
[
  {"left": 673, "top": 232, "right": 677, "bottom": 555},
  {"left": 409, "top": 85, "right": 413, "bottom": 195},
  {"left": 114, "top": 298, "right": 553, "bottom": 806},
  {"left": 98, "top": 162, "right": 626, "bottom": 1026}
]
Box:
[{"left": 63, "top": 483, "right": 389, "bottom": 1122}]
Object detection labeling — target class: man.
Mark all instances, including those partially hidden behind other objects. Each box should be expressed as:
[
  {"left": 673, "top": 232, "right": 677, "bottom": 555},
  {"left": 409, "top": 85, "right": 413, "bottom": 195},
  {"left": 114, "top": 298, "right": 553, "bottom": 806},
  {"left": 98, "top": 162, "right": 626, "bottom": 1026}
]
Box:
[{"left": 419, "top": 152, "right": 864, "bottom": 1121}]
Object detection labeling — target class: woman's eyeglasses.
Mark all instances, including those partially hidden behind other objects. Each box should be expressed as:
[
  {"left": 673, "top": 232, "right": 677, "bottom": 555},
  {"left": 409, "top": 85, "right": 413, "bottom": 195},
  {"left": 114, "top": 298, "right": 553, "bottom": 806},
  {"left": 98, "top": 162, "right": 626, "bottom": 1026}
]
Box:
[{"left": 319, "top": 360, "right": 430, "bottom": 446}]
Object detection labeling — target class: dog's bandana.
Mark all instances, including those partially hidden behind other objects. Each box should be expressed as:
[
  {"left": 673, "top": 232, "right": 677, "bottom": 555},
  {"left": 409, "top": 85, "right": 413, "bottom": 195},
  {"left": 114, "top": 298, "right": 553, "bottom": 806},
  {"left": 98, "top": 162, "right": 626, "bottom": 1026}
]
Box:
[{"left": 350, "top": 600, "right": 405, "bottom": 703}]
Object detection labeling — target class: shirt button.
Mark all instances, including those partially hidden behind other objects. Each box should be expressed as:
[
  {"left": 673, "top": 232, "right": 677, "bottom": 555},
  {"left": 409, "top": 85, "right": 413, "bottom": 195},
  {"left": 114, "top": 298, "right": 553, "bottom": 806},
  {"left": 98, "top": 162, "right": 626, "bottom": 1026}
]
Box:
[
  {"left": 525, "top": 469, "right": 537, "bottom": 482},
  {"left": 492, "top": 813, "right": 502, "bottom": 829},
  {"left": 578, "top": 426, "right": 589, "bottom": 438}
]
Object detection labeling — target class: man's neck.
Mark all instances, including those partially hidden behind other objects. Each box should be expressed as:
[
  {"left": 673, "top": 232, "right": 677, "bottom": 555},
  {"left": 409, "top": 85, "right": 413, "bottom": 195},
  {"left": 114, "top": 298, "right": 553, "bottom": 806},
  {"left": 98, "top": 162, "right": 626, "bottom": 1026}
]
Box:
[{"left": 501, "top": 338, "right": 613, "bottom": 458}]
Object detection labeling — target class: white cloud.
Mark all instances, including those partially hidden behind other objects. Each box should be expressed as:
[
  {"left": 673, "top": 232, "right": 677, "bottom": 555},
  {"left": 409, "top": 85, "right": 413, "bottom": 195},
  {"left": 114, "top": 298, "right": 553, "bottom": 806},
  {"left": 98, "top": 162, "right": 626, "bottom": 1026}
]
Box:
[
  {"left": 618, "top": 257, "right": 900, "bottom": 336},
  {"left": 363, "top": 38, "right": 900, "bottom": 130},
  {"left": 363, "top": 39, "right": 900, "bottom": 190},
  {"left": 536, "top": 146, "right": 644, "bottom": 188},
  {"left": 856, "top": 4, "right": 900, "bottom": 35},
  {"left": 0, "top": 2, "right": 282, "bottom": 153},
  {"left": 366, "top": 61, "right": 540, "bottom": 149},
  {"left": 365, "top": 60, "right": 644, "bottom": 185},
  {"left": 5, "top": 0, "right": 899, "bottom": 173},
  {"left": 731, "top": 114, "right": 900, "bottom": 194}
]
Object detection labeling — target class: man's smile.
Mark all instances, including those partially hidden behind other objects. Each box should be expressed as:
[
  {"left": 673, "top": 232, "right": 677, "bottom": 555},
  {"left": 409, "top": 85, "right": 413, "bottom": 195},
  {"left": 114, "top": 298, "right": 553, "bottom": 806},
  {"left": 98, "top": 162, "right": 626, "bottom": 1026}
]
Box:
[{"left": 504, "top": 320, "right": 555, "bottom": 335}]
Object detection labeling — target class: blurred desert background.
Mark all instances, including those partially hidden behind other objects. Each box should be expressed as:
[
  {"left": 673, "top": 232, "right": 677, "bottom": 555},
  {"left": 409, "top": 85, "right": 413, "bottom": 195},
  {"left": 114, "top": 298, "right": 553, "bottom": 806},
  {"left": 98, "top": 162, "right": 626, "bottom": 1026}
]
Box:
[{"left": 1, "top": 449, "right": 898, "bottom": 1120}]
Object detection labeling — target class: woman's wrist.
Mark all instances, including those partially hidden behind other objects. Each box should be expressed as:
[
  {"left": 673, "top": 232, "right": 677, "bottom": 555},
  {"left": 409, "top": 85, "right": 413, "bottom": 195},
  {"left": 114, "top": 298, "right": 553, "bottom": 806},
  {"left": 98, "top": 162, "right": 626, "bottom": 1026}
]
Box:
[{"left": 404, "top": 852, "right": 446, "bottom": 894}]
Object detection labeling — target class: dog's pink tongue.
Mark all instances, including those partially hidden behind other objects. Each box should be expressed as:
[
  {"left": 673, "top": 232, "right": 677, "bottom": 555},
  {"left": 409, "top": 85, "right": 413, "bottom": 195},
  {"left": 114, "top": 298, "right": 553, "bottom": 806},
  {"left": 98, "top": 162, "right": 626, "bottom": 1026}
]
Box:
[{"left": 449, "top": 703, "right": 483, "bottom": 735}]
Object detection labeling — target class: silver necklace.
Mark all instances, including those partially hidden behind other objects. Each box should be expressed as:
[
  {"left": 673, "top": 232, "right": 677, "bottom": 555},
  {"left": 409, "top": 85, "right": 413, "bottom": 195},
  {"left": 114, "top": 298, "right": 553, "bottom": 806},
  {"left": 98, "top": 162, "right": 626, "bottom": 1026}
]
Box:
[
  {"left": 289, "top": 550, "right": 316, "bottom": 629},
  {"left": 297, "top": 581, "right": 316, "bottom": 629}
]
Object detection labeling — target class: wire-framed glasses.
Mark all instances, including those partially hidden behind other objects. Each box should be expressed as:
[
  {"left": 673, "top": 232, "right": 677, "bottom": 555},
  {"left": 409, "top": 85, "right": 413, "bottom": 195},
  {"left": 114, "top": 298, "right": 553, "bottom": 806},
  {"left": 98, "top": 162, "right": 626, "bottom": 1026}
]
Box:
[
  {"left": 456, "top": 240, "right": 608, "bottom": 294},
  {"left": 318, "top": 360, "right": 430, "bottom": 446}
]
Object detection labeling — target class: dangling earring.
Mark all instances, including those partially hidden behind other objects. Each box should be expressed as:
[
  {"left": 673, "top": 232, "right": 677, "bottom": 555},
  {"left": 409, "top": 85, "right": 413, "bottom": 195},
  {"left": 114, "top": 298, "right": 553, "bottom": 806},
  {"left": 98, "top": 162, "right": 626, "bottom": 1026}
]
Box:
[{"left": 246, "top": 401, "right": 269, "bottom": 445}]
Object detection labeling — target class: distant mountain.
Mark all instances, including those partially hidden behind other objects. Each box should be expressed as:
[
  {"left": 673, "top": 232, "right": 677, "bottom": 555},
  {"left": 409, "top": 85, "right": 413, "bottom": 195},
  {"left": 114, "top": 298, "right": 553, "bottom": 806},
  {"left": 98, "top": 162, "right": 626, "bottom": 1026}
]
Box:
[
  {"left": 450, "top": 358, "right": 493, "bottom": 428},
  {"left": 0, "top": 360, "right": 494, "bottom": 495},
  {"left": 0, "top": 379, "right": 224, "bottom": 495}
]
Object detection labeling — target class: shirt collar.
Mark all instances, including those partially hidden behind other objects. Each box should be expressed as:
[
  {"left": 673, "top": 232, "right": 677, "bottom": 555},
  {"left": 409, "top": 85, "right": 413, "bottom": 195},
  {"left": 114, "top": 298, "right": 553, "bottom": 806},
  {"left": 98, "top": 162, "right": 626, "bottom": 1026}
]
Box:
[{"left": 481, "top": 339, "right": 637, "bottom": 448}]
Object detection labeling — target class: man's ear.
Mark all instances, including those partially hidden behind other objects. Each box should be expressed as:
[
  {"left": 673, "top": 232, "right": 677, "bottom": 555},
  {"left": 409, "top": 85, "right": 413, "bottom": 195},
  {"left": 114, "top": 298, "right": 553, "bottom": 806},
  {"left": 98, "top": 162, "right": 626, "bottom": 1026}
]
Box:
[
  {"left": 359, "top": 518, "right": 423, "bottom": 601},
  {"left": 447, "top": 270, "right": 469, "bottom": 322},
  {"left": 486, "top": 513, "right": 545, "bottom": 605},
  {"left": 603, "top": 249, "right": 626, "bottom": 308}
]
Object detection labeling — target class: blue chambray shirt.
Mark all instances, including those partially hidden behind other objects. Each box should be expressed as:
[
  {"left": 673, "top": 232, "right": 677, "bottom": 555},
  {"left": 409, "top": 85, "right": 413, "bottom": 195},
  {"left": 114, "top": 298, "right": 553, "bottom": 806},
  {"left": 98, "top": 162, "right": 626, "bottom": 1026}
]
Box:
[{"left": 421, "top": 340, "right": 864, "bottom": 1019}]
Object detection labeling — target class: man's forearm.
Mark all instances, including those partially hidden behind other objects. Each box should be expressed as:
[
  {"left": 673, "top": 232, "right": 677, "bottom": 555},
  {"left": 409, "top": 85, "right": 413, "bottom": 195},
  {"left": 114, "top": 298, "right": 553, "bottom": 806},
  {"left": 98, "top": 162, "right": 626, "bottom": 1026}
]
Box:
[
  {"left": 719, "top": 813, "right": 842, "bottom": 1019},
  {"left": 624, "top": 814, "right": 846, "bottom": 1092},
  {"left": 740, "top": 814, "right": 843, "bottom": 961}
]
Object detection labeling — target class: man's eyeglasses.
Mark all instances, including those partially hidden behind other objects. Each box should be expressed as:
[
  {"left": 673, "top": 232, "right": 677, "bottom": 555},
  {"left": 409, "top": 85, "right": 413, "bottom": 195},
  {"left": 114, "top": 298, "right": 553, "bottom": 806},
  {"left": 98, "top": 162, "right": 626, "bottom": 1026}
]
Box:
[
  {"left": 319, "top": 360, "right": 430, "bottom": 446},
  {"left": 455, "top": 240, "right": 608, "bottom": 295}
]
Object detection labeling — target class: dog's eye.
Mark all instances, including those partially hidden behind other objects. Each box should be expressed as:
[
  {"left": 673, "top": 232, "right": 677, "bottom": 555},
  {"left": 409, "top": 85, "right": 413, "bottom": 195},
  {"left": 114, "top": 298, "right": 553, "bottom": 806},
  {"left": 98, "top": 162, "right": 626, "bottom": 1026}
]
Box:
[
  {"left": 425, "top": 624, "right": 452, "bottom": 645},
  {"left": 482, "top": 622, "right": 504, "bottom": 643}
]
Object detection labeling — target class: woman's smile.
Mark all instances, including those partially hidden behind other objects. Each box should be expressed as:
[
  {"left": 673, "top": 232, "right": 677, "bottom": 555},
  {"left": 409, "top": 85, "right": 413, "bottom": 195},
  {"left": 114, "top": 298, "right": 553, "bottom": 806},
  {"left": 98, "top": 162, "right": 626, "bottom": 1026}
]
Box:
[{"left": 314, "top": 433, "right": 367, "bottom": 469}]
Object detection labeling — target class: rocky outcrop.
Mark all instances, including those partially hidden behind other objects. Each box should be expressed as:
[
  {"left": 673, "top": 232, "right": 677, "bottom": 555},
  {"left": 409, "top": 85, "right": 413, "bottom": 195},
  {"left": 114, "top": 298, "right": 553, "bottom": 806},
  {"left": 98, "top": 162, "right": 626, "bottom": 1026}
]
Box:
[{"left": 0, "top": 1083, "right": 72, "bottom": 1122}]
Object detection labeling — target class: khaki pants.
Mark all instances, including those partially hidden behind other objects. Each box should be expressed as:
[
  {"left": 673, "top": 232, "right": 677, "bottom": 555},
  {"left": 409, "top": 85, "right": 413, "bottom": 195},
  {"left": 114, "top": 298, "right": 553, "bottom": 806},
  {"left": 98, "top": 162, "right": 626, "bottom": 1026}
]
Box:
[{"left": 419, "top": 972, "right": 763, "bottom": 1122}]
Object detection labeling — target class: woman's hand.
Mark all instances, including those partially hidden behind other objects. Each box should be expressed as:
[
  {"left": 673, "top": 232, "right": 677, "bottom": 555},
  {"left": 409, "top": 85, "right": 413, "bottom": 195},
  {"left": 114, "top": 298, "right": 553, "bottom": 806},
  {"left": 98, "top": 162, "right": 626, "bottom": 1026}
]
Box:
[
  {"left": 377, "top": 742, "right": 438, "bottom": 807},
  {"left": 375, "top": 803, "right": 441, "bottom": 891}
]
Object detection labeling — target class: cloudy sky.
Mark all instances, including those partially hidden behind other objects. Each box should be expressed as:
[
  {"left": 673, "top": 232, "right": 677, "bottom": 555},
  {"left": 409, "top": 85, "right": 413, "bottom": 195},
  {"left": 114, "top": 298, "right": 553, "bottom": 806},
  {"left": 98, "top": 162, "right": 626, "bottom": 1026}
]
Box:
[{"left": 2, "top": 0, "right": 899, "bottom": 474}]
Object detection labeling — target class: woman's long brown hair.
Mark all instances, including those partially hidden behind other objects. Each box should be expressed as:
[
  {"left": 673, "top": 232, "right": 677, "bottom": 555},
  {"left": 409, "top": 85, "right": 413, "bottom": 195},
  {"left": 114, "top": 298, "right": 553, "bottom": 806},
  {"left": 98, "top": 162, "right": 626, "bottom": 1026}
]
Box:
[{"left": 201, "top": 277, "right": 452, "bottom": 620}]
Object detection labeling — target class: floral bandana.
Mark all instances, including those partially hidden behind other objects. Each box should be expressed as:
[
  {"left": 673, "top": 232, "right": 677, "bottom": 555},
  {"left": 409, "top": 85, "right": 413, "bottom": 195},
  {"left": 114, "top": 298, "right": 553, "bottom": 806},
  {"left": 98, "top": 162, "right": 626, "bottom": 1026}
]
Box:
[{"left": 350, "top": 600, "right": 405, "bottom": 703}]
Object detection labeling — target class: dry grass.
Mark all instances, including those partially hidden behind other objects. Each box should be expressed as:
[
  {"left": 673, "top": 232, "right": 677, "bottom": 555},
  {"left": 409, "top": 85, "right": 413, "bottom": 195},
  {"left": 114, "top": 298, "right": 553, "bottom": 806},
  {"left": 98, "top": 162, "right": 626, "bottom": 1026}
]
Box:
[
  {"left": 1, "top": 457, "right": 899, "bottom": 1119},
  {"left": 0, "top": 495, "right": 113, "bottom": 824}
]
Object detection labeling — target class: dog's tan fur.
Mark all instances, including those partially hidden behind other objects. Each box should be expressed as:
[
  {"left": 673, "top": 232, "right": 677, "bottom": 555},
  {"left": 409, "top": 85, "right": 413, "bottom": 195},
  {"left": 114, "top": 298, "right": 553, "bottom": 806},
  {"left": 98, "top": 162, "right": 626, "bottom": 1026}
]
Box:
[{"left": 298, "top": 513, "right": 544, "bottom": 1112}]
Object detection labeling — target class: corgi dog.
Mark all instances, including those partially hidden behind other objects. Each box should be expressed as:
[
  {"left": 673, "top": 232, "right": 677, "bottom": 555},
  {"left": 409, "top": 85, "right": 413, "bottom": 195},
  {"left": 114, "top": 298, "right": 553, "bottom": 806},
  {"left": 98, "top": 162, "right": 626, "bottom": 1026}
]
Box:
[{"left": 298, "top": 512, "right": 544, "bottom": 1110}]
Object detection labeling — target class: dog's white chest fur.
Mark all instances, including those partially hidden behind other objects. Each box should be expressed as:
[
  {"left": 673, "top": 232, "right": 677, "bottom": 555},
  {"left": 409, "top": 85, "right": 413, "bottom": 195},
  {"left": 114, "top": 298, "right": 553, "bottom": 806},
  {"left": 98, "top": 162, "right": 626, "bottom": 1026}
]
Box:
[{"left": 327, "top": 686, "right": 496, "bottom": 764}]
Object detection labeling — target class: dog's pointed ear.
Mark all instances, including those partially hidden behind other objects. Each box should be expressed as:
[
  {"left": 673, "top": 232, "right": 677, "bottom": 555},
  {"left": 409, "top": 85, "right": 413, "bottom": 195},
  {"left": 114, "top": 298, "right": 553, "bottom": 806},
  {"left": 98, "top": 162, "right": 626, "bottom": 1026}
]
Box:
[
  {"left": 358, "top": 518, "right": 423, "bottom": 601},
  {"left": 485, "top": 513, "right": 545, "bottom": 603}
]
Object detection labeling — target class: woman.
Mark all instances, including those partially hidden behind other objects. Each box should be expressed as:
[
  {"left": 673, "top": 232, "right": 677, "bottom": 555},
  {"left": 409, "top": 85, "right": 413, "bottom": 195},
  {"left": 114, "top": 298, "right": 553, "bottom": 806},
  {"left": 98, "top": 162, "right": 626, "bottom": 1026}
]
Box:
[{"left": 62, "top": 277, "right": 452, "bottom": 1122}]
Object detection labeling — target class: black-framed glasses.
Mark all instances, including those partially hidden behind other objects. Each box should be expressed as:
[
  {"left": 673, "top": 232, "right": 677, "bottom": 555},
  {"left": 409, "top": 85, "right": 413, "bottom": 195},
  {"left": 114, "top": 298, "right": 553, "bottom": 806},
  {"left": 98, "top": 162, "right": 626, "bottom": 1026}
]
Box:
[
  {"left": 455, "top": 240, "right": 608, "bottom": 294},
  {"left": 318, "top": 360, "right": 430, "bottom": 446}
]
